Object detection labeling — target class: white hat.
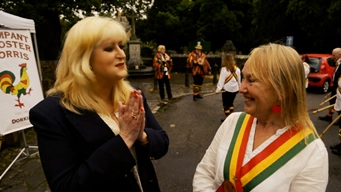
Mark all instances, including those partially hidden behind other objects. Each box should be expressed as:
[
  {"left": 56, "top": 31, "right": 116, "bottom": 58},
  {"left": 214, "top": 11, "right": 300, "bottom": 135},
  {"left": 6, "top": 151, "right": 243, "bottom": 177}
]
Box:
[{"left": 195, "top": 42, "right": 203, "bottom": 50}]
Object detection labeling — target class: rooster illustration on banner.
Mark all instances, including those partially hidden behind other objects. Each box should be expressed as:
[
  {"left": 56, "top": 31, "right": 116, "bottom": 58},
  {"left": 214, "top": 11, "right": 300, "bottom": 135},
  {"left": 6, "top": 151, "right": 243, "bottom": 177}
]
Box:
[{"left": 0, "top": 63, "right": 32, "bottom": 108}]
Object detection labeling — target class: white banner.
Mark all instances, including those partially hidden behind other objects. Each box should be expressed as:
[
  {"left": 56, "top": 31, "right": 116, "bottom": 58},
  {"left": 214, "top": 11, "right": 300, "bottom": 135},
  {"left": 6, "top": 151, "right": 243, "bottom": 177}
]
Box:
[{"left": 0, "top": 29, "right": 44, "bottom": 135}]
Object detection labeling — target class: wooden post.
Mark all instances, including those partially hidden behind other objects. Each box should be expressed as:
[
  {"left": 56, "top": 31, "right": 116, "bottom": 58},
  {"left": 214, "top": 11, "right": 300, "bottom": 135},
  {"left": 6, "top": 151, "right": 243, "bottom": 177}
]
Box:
[{"left": 319, "top": 113, "right": 341, "bottom": 138}]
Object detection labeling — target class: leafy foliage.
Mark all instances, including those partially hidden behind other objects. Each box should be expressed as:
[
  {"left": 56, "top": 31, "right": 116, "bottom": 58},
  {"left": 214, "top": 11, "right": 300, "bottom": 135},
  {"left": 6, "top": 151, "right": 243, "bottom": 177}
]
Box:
[
  {"left": 1, "top": 0, "right": 152, "bottom": 59},
  {"left": 137, "top": 0, "right": 256, "bottom": 53},
  {"left": 1, "top": 0, "right": 341, "bottom": 58}
]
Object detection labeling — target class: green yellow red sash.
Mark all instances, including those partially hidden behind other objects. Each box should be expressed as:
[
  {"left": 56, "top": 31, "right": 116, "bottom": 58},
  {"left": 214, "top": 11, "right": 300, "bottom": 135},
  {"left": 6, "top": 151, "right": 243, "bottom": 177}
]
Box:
[
  {"left": 218, "top": 112, "right": 316, "bottom": 192},
  {"left": 224, "top": 66, "right": 238, "bottom": 84},
  {"left": 224, "top": 73, "right": 234, "bottom": 84}
]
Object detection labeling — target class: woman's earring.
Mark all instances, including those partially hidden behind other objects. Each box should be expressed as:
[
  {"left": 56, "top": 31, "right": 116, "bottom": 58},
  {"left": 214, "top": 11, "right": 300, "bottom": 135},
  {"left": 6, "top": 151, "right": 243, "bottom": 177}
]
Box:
[
  {"left": 272, "top": 104, "right": 282, "bottom": 114},
  {"left": 90, "top": 66, "right": 93, "bottom": 70}
]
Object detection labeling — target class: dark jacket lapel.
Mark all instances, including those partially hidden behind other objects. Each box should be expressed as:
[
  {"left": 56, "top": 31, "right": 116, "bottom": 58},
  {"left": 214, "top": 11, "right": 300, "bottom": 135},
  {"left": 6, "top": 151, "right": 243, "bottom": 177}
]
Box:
[{"left": 64, "top": 109, "right": 115, "bottom": 147}]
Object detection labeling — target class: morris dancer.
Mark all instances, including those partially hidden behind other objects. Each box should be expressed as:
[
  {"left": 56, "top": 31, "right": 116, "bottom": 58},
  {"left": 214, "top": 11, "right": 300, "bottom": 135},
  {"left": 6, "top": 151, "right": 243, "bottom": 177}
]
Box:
[{"left": 187, "top": 42, "right": 211, "bottom": 101}]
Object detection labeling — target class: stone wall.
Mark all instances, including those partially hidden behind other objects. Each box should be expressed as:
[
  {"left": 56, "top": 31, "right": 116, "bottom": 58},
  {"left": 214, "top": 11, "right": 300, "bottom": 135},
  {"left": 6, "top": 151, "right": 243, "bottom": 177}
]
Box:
[{"left": 235, "top": 55, "right": 249, "bottom": 69}]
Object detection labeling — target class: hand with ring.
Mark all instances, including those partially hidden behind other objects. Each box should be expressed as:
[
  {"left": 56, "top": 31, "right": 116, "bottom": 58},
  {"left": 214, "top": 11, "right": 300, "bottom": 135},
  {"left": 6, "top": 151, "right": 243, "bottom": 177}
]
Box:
[
  {"left": 118, "top": 90, "right": 146, "bottom": 148},
  {"left": 131, "top": 112, "right": 138, "bottom": 120}
]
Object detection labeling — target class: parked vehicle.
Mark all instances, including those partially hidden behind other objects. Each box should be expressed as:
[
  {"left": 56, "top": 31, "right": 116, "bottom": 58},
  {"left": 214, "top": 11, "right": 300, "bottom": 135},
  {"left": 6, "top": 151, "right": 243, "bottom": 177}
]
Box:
[{"left": 303, "top": 53, "right": 335, "bottom": 93}]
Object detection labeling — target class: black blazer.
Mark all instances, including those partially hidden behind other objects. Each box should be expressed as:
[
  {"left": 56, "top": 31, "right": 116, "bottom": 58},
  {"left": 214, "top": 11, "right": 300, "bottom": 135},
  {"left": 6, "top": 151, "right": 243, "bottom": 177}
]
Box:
[{"left": 29, "top": 91, "right": 169, "bottom": 192}]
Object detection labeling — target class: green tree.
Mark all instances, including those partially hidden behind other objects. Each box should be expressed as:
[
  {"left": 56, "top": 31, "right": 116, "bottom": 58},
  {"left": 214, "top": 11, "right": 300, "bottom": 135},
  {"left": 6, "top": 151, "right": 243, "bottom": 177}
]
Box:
[
  {"left": 196, "top": 0, "right": 255, "bottom": 53},
  {"left": 137, "top": 0, "right": 256, "bottom": 53},
  {"left": 136, "top": 0, "right": 195, "bottom": 52},
  {"left": 1, "top": 0, "right": 63, "bottom": 60},
  {"left": 252, "top": 0, "right": 298, "bottom": 48},
  {"left": 196, "top": 0, "right": 240, "bottom": 51},
  {"left": 252, "top": 0, "right": 341, "bottom": 53},
  {"left": 284, "top": 0, "right": 341, "bottom": 52},
  {"left": 225, "top": 0, "right": 256, "bottom": 54},
  {"left": 1, "top": 0, "right": 152, "bottom": 60}
]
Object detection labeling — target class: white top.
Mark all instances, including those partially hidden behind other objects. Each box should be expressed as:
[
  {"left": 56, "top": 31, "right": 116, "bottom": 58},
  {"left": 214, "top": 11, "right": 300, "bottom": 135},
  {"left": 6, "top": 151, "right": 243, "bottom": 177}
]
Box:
[
  {"left": 193, "top": 112, "right": 328, "bottom": 192},
  {"left": 333, "top": 58, "right": 341, "bottom": 81},
  {"left": 215, "top": 67, "right": 241, "bottom": 93},
  {"left": 303, "top": 62, "right": 310, "bottom": 88},
  {"left": 333, "top": 59, "right": 341, "bottom": 108},
  {"left": 160, "top": 54, "right": 169, "bottom": 75},
  {"left": 334, "top": 76, "right": 341, "bottom": 111}
]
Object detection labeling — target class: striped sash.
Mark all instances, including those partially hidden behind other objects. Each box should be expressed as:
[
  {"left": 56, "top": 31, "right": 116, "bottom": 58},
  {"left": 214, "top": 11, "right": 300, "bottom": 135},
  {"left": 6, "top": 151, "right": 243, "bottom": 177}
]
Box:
[
  {"left": 218, "top": 112, "right": 316, "bottom": 191},
  {"left": 224, "top": 66, "right": 238, "bottom": 84}
]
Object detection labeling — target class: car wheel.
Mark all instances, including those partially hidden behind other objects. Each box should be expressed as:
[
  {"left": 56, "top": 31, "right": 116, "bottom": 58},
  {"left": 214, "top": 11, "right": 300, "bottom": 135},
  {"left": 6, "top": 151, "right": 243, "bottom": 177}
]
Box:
[{"left": 321, "top": 80, "right": 329, "bottom": 93}]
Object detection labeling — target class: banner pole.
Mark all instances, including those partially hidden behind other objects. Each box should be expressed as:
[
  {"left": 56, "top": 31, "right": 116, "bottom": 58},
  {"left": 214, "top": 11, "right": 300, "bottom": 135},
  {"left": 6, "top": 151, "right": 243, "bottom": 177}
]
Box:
[{"left": 0, "top": 129, "right": 38, "bottom": 180}]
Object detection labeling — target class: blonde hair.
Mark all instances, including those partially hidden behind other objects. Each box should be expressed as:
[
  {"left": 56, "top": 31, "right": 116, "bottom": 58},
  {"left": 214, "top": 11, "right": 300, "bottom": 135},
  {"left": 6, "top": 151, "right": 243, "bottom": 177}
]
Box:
[
  {"left": 222, "top": 54, "right": 236, "bottom": 73},
  {"left": 247, "top": 43, "right": 318, "bottom": 136},
  {"left": 47, "top": 16, "right": 133, "bottom": 115},
  {"left": 157, "top": 45, "right": 165, "bottom": 52}
]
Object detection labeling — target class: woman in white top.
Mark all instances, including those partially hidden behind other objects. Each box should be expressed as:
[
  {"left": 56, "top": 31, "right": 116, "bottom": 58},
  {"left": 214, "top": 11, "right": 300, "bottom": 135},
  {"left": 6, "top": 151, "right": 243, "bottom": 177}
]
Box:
[
  {"left": 216, "top": 54, "right": 241, "bottom": 122},
  {"left": 193, "top": 43, "right": 328, "bottom": 192},
  {"left": 301, "top": 55, "right": 310, "bottom": 89}
]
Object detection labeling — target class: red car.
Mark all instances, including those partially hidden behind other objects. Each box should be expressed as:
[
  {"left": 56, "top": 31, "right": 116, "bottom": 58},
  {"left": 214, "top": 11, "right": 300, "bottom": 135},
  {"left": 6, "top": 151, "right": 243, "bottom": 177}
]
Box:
[{"left": 303, "top": 53, "right": 335, "bottom": 93}]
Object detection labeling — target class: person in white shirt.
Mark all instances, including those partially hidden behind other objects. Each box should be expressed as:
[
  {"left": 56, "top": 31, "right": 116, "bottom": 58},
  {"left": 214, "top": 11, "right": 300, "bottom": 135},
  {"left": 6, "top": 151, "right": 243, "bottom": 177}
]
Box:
[
  {"left": 216, "top": 54, "right": 241, "bottom": 122},
  {"left": 329, "top": 48, "right": 341, "bottom": 155},
  {"left": 301, "top": 55, "right": 310, "bottom": 89},
  {"left": 193, "top": 43, "right": 328, "bottom": 192},
  {"left": 319, "top": 48, "right": 341, "bottom": 123}
]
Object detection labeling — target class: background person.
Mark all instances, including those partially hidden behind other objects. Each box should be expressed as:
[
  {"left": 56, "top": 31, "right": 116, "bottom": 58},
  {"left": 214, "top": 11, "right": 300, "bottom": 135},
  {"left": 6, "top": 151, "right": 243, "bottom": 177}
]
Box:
[
  {"left": 193, "top": 43, "right": 328, "bottom": 192},
  {"left": 153, "top": 45, "right": 173, "bottom": 102},
  {"left": 29, "top": 16, "right": 169, "bottom": 192},
  {"left": 186, "top": 42, "right": 211, "bottom": 101},
  {"left": 331, "top": 75, "right": 341, "bottom": 155},
  {"left": 319, "top": 48, "right": 341, "bottom": 122},
  {"left": 302, "top": 54, "right": 310, "bottom": 89},
  {"left": 215, "top": 53, "right": 241, "bottom": 122}
]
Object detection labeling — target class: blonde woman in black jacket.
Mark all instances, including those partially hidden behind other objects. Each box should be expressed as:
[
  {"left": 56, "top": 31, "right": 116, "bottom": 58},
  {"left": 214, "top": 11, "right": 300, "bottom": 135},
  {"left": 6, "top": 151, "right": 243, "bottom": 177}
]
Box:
[{"left": 29, "top": 16, "right": 169, "bottom": 192}]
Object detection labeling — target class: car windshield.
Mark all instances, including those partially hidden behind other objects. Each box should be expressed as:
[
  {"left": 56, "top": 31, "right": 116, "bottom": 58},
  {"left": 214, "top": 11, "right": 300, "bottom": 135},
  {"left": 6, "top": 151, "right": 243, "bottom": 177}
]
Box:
[{"left": 307, "top": 57, "right": 321, "bottom": 73}]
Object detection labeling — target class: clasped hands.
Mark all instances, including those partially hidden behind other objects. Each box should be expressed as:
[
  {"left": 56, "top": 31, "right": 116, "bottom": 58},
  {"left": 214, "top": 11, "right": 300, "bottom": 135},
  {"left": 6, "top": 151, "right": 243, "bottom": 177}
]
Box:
[{"left": 118, "top": 90, "right": 148, "bottom": 148}]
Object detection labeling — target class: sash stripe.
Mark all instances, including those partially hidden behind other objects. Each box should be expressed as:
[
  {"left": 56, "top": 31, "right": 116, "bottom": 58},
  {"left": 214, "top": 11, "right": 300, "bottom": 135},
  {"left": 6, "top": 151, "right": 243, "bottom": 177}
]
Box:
[
  {"left": 232, "top": 73, "right": 238, "bottom": 81},
  {"left": 224, "top": 113, "right": 246, "bottom": 180},
  {"left": 240, "top": 129, "right": 300, "bottom": 177},
  {"left": 235, "top": 116, "right": 254, "bottom": 191},
  {"left": 224, "top": 66, "right": 238, "bottom": 84},
  {"left": 224, "top": 74, "right": 233, "bottom": 84},
  {"left": 243, "top": 133, "right": 316, "bottom": 191},
  {"left": 219, "top": 112, "right": 317, "bottom": 192},
  {"left": 241, "top": 129, "right": 311, "bottom": 185},
  {"left": 229, "top": 114, "right": 250, "bottom": 186}
]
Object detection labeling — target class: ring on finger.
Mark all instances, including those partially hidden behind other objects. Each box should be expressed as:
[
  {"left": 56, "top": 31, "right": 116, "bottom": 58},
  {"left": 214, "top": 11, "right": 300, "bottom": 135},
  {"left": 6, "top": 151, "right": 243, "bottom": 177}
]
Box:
[{"left": 131, "top": 112, "right": 138, "bottom": 120}]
